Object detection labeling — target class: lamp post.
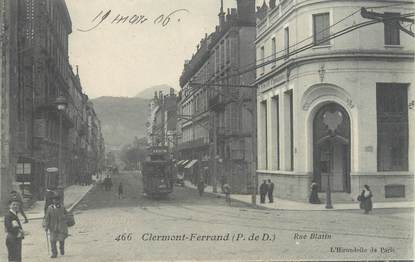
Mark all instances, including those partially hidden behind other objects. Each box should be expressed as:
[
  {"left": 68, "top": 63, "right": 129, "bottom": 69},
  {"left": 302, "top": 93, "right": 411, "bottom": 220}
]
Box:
[{"left": 54, "top": 96, "right": 67, "bottom": 188}]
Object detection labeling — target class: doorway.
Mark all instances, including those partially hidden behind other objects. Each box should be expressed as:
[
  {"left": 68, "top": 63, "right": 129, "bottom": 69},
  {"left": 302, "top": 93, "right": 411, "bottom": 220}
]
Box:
[{"left": 313, "top": 103, "right": 350, "bottom": 193}]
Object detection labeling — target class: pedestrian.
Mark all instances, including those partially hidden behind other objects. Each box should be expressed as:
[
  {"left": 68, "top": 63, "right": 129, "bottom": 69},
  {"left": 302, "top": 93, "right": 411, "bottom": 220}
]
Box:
[
  {"left": 358, "top": 184, "right": 373, "bottom": 214},
  {"left": 44, "top": 188, "right": 56, "bottom": 215},
  {"left": 108, "top": 176, "right": 113, "bottom": 191},
  {"left": 309, "top": 181, "right": 321, "bottom": 204},
  {"left": 267, "top": 179, "right": 274, "bottom": 203},
  {"left": 223, "top": 183, "right": 231, "bottom": 205},
  {"left": 259, "top": 180, "right": 268, "bottom": 204},
  {"left": 118, "top": 182, "right": 124, "bottom": 199},
  {"left": 197, "top": 180, "right": 205, "bottom": 197},
  {"left": 4, "top": 198, "right": 25, "bottom": 262},
  {"left": 9, "top": 190, "right": 29, "bottom": 223},
  {"left": 44, "top": 194, "right": 69, "bottom": 258}
]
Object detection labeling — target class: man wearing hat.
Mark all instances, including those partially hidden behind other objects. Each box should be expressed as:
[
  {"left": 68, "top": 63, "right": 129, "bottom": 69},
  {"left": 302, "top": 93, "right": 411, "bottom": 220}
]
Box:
[
  {"left": 44, "top": 194, "right": 69, "bottom": 258},
  {"left": 4, "top": 198, "right": 25, "bottom": 262}
]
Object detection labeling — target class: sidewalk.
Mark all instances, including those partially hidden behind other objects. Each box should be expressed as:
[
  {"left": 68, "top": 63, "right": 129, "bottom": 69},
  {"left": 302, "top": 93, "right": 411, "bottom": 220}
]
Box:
[
  {"left": 185, "top": 181, "right": 415, "bottom": 211},
  {"left": 1, "top": 184, "right": 94, "bottom": 222}
]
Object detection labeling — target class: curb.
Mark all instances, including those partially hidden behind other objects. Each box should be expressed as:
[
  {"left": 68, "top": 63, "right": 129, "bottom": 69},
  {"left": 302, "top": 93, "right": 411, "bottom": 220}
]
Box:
[
  {"left": 0, "top": 185, "right": 95, "bottom": 223},
  {"left": 183, "top": 183, "right": 267, "bottom": 210},
  {"left": 67, "top": 184, "right": 95, "bottom": 212},
  {"left": 183, "top": 182, "right": 414, "bottom": 211}
]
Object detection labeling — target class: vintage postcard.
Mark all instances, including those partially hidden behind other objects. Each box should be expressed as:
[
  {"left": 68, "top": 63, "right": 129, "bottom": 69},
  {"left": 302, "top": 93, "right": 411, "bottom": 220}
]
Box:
[{"left": 0, "top": 0, "right": 414, "bottom": 261}]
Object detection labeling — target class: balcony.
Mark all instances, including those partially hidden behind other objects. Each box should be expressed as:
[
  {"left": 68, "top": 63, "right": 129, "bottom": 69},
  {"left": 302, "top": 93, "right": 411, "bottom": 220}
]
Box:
[{"left": 178, "top": 137, "right": 209, "bottom": 150}]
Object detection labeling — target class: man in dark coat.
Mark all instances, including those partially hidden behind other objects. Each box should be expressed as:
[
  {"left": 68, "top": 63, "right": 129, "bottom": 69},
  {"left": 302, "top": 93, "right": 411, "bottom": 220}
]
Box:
[
  {"left": 44, "top": 194, "right": 69, "bottom": 258},
  {"left": 259, "top": 180, "right": 268, "bottom": 204},
  {"left": 197, "top": 180, "right": 205, "bottom": 197},
  {"left": 4, "top": 199, "right": 24, "bottom": 262},
  {"left": 267, "top": 179, "right": 274, "bottom": 203}
]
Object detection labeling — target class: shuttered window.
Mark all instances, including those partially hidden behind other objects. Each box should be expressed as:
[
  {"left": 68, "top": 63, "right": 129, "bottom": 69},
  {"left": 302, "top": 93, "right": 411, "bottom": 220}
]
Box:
[
  {"left": 384, "top": 12, "right": 400, "bottom": 45},
  {"left": 313, "top": 13, "right": 330, "bottom": 46}
]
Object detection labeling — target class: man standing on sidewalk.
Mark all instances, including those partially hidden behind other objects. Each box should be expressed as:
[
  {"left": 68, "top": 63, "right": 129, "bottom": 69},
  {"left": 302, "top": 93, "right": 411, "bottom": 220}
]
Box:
[
  {"left": 267, "top": 179, "right": 274, "bottom": 203},
  {"left": 259, "top": 180, "right": 268, "bottom": 204},
  {"left": 44, "top": 194, "right": 69, "bottom": 259}
]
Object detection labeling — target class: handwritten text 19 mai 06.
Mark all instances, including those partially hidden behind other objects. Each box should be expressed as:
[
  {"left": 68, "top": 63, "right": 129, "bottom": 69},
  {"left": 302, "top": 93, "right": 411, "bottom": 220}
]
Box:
[{"left": 78, "top": 9, "right": 190, "bottom": 32}]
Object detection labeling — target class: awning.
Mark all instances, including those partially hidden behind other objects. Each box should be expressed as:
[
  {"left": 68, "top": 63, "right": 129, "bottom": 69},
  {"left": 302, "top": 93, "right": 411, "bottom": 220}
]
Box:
[
  {"left": 184, "top": 159, "right": 198, "bottom": 169},
  {"left": 177, "top": 160, "right": 189, "bottom": 167}
]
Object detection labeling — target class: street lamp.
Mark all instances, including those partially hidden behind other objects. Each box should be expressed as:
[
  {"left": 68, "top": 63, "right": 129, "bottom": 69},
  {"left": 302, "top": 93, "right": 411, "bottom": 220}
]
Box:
[{"left": 54, "top": 96, "right": 67, "bottom": 187}]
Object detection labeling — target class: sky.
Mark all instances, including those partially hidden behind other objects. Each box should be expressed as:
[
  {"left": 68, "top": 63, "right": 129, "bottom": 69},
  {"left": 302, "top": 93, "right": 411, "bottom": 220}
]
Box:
[{"left": 66, "top": 0, "right": 261, "bottom": 98}]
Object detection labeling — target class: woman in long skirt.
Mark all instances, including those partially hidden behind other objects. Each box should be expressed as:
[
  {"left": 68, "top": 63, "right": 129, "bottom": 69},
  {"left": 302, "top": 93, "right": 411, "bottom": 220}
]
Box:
[{"left": 359, "top": 184, "right": 373, "bottom": 214}]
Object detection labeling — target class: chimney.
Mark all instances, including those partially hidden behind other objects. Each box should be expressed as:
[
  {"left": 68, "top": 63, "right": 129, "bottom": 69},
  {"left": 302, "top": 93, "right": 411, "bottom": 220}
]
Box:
[
  {"left": 236, "top": 0, "right": 256, "bottom": 24},
  {"left": 218, "top": 0, "right": 225, "bottom": 26}
]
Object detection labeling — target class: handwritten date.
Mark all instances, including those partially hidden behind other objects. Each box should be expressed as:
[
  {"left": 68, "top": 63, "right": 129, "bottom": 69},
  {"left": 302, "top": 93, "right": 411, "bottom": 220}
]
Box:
[{"left": 78, "top": 9, "right": 189, "bottom": 32}]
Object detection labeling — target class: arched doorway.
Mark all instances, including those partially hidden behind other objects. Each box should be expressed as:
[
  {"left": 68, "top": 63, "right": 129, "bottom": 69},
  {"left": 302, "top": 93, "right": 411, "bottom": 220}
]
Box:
[{"left": 313, "top": 103, "right": 351, "bottom": 193}]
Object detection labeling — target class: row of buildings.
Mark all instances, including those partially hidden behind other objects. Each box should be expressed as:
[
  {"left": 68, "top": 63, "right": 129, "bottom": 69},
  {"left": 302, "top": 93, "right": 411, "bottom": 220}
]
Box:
[
  {"left": 0, "top": 0, "right": 105, "bottom": 206},
  {"left": 149, "top": 0, "right": 414, "bottom": 203}
]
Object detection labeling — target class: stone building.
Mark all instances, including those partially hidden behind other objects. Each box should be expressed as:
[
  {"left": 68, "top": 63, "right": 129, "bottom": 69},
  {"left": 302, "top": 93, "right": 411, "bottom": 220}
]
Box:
[
  {"left": 178, "top": 0, "right": 257, "bottom": 193},
  {"left": 255, "top": 0, "right": 414, "bottom": 202},
  {"left": 147, "top": 89, "right": 179, "bottom": 152},
  {"left": 0, "top": 0, "right": 105, "bottom": 203},
  {"left": 0, "top": 0, "right": 19, "bottom": 205}
]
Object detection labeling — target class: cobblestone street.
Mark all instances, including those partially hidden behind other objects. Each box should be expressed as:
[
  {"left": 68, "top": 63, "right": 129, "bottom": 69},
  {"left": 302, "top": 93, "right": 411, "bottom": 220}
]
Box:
[{"left": 1, "top": 171, "right": 413, "bottom": 261}]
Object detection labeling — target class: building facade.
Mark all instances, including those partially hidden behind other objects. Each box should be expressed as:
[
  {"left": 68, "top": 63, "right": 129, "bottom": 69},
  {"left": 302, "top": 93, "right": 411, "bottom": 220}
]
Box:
[
  {"left": 147, "top": 89, "right": 179, "bottom": 153},
  {"left": 256, "top": 0, "right": 414, "bottom": 202},
  {"left": 178, "top": 0, "right": 257, "bottom": 193},
  {"left": 0, "top": 0, "right": 105, "bottom": 204}
]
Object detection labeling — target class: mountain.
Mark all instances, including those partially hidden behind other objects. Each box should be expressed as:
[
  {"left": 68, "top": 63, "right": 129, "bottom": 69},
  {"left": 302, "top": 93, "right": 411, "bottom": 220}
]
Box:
[
  {"left": 135, "top": 84, "right": 175, "bottom": 99},
  {"left": 91, "top": 96, "right": 149, "bottom": 151}
]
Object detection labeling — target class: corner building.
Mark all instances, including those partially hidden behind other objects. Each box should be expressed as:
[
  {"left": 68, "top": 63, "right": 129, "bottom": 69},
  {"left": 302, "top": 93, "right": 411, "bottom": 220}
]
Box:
[{"left": 256, "top": 0, "right": 414, "bottom": 202}]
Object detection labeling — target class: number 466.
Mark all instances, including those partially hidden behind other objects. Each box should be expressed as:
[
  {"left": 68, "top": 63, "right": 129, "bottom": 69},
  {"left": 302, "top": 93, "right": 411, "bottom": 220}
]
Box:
[{"left": 115, "top": 233, "right": 133, "bottom": 241}]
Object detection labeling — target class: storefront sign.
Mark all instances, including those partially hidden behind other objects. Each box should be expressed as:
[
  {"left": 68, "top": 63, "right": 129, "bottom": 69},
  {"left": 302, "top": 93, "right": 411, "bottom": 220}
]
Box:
[{"left": 258, "top": 71, "right": 286, "bottom": 92}]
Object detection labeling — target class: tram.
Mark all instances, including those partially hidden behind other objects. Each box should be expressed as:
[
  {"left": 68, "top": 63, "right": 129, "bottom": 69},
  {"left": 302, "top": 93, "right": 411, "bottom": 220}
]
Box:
[{"left": 142, "top": 146, "right": 173, "bottom": 197}]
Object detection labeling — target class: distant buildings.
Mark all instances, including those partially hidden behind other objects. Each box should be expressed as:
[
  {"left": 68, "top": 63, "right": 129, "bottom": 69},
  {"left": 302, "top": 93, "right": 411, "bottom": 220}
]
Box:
[
  {"left": 0, "top": 0, "right": 105, "bottom": 205},
  {"left": 147, "top": 89, "right": 179, "bottom": 154},
  {"left": 177, "top": 0, "right": 257, "bottom": 193},
  {"left": 255, "top": 0, "right": 414, "bottom": 202}
]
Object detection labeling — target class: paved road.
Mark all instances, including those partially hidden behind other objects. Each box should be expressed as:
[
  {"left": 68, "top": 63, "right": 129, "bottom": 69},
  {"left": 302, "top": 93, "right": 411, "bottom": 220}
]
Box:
[{"left": 1, "top": 171, "right": 413, "bottom": 261}]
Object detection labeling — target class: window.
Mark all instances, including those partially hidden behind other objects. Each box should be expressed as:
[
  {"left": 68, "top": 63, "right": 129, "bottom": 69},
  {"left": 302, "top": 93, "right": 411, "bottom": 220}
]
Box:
[
  {"left": 260, "top": 101, "right": 268, "bottom": 169},
  {"left": 384, "top": 12, "right": 400, "bottom": 45},
  {"left": 313, "top": 13, "right": 330, "bottom": 46},
  {"left": 376, "top": 83, "right": 408, "bottom": 171},
  {"left": 271, "top": 37, "right": 277, "bottom": 66},
  {"left": 284, "top": 27, "right": 289, "bottom": 57},
  {"left": 260, "top": 46, "right": 265, "bottom": 75},
  {"left": 273, "top": 96, "right": 280, "bottom": 170}
]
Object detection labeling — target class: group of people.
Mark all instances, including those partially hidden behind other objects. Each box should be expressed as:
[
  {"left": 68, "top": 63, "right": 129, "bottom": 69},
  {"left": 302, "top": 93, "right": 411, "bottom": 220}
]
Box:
[
  {"left": 4, "top": 188, "right": 71, "bottom": 261},
  {"left": 309, "top": 181, "right": 373, "bottom": 214},
  {"left": 259, "top": 179, "right": 274, "bottom": 204}
]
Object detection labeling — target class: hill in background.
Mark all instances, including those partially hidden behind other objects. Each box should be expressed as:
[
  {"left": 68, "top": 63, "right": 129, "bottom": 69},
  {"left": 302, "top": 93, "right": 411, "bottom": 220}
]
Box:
[{"left": 91, "top": 96, "right": 149, "bottom": 151}]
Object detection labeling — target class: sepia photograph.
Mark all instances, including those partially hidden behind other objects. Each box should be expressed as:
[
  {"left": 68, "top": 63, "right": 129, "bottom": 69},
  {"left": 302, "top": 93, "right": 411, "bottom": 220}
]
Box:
[{"left": 0, "top": 0, "right": 414, "bottom": 261}]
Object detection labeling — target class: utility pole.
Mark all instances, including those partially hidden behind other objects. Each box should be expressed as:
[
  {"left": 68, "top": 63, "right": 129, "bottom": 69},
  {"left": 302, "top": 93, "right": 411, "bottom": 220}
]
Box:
[
  {"left": 361, "top": 7, "right": 415, "bottom": 37},
  {"left": 250, "top": 87, "right": 257, "bottom": 206},
  {"left": 211, "top": 112, "right": 217, "bottom": 193}
]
